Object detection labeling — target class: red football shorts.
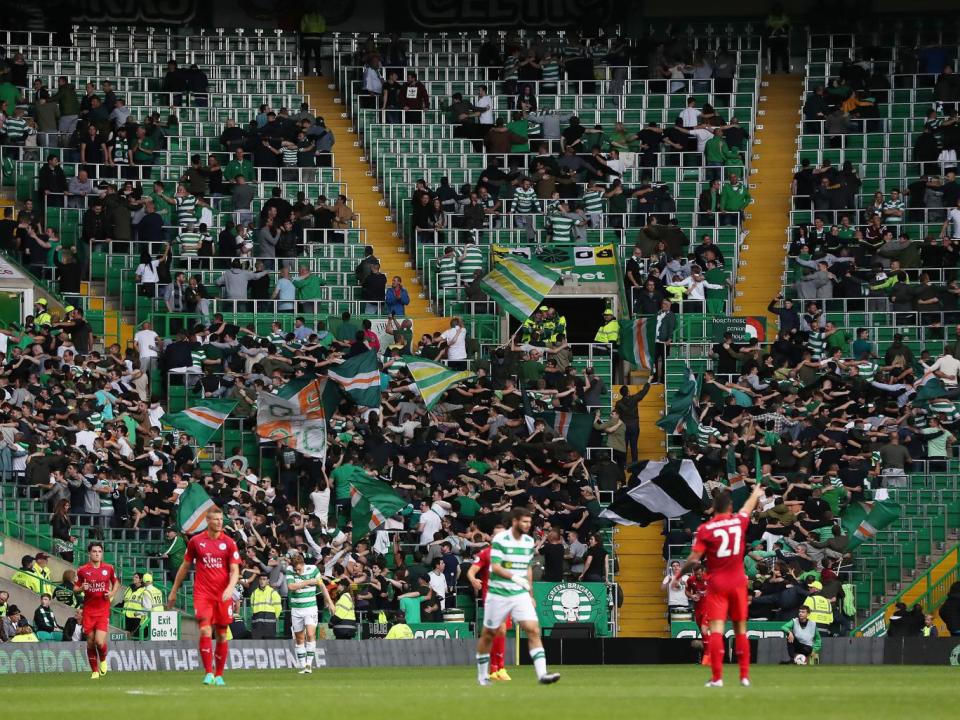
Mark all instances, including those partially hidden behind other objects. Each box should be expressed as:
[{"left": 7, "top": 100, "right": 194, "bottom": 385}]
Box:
[
  {"left": 694, "top": 604, "right": 707, "bottom": 629},
  {"left": 703, "top": 585, "right": 749, "bottom": 623},
  {"left": 82, "top": 609, "right": 110, "bottom": 635},
  {"left": 194, "top": 594, "right": 234, "bottom": 628}
]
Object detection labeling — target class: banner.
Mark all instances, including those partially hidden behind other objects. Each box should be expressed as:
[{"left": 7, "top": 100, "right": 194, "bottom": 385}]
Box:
[
  {"left": 409, "top": 623, "right": 472, "bottom": 639},
  {"left": 708, "top": 316, "right": 767, "bottom": 342},
  {"left": 671, "top": 621, "right": 788, "bottom": 639},
  {"left": 533, "top": 581, "right": 610, "bottom": 637},
  {"left": 255, "top": 378, "right": 328, "bottom": 459},
  {"left": 0, "top": 639, "right": 481, "bottom": 673},
  {"left": 491, "top": 244, "right": 617, "bottom": 283}
]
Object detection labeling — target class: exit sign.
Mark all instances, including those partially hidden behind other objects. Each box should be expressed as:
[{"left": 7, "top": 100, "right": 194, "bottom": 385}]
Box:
[{"left": 150, "top": 611, "right": 180, "bottom": 641}]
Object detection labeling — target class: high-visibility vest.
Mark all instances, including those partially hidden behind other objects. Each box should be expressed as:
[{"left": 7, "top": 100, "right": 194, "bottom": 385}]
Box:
[
  {"left": 142, "top": 585, "right": 164, "bottom": 612},
  {"left": 11, "top": 569, "right": 42, "bottom": 594},
  {"left": 923, "top": 625, "right": 935, "bottom": 637},
  {"left": 385, "top": 623, "right": 414, "bottom": 639},
  {"left": 123, "top": 586, "right": 145, "bottom": 619},
  {"left": 300, "top": 13, "right": 326, "bottom": 33},
  {"left": 250, "top": 587, "right": 282, "bottom": 620},
  {"left": 803, "top": 594, "right": 833, "bottom": 625},
  {"left": 0, "top": 602, "right": 7, "bottom": 617},
  {"left": 333, "top": 592, "right": 356, "bottom": 621},
  {"left": 594, "top": 319, "right": 619, "bottom": 343}
]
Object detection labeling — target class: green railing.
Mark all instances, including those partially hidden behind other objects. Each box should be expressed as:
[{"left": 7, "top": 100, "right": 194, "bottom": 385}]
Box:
[{"left": 856, "top": 543, "right": 960, "bottom": 637}]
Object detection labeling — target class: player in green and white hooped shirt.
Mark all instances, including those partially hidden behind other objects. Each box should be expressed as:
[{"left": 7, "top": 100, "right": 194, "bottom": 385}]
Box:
[
  {"left": 285, "top": 552, "right": 323, "bottom": 673},
  {"left": 475, "top": 508, "right": 560, "bottom": 686}
]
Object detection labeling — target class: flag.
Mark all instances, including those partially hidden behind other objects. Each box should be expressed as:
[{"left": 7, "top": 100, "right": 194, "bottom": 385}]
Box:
[
  {"left": 256, "top": 377, "right": 328, "bottom": 458},
  {"left": 655, "top": 365, "right": 700, "bottom": 434},
  {"left": 914, "top": 378, "right": 949, "bottom": 403},
  {"left": 402, "top": 356, "right": 475, "bottom": 410},
  {"left": 525, "top": 409, "right": 593, "bottom": 454},
  {"left": 161, "top": 399, "right": 238, "bottom": 446},
  {"left": 347, "top": 468, "right": 407, "bottom": 543},
  {"left": 844, "top": 500, "right": 902, "bottom": 550},
  {"left": 601, "top": 459, "right": 706, "bottom": 526},
  {"left": 478, "top": 256, "right": 561, "bottom": 321},
  {"left": 327, "top": 351, "right": 381, "bottom": 407},
  {"left": 176, "top": 483, "right": 216, "bottom": 535},
  {"left": 618, "top": 317, "right": 656, "bottom": 370}
]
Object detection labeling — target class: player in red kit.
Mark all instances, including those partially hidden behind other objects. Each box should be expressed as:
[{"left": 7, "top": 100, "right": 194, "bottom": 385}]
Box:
[
  {"left": 466, "top": 529, "right": 511, "bottom": 681},
  {"left": 75, "top": 541, "right": 120, "bottom": 680},
  {"left": 677, "top": 485, "right": 764, "bottom": 687},
  {"left": 167, "top": 506, "right": 240, "bottom": 686}
]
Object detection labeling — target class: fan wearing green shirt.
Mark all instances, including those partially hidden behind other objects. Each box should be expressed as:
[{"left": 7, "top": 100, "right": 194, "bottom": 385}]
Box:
[
  {"left": 224, "top": 149, "right": 255, "bottom": 184},
  {"left": 719, "top": 173, "right": 751, "bottom": 227},
  {"left": 704, "top": 128, "right": 742, "bottom": 182},
  {"left": 292, "top": 264, "right": 325, "bottom": 310}
]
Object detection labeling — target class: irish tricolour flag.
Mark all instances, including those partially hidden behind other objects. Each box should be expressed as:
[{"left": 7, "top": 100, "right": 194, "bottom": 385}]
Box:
[
  {"left": 176, "top": 483, "right": 216, "bottom": 535},
  {"left": 161, "top": 399, "right": 237, "bottom": 446},
  {"left": 618, "top": 317, "right": 656, "bottom": 370},
  {"left": 327, "top": 350, "right": 381, "bottom": 407}
]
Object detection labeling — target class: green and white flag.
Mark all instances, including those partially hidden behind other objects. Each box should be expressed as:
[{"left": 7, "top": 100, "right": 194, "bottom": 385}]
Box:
[
  {"left": 479, "top": 256, "right": 561, "bottom": 321},
  {"left": 176, "top": 483, "right": 216, "bottom": 535},
  {"left": 161, "top": 399, "right": 238, "bottom": 446},
  {"left": 655, "top": 365, "right": 700, "bottom": 434},
  {"left": 402, "top": 356, "right": 475, "bottom": 410},
  {"left": 327, "top": 350, "right": 381, "bottom": 407},
  {"left": 843, "top": 500, "right": 902, "bottom": 550},
  {"left": 347, "top": 467, "right": 407, "bottom": 543},
  {"left": 618, "top": 317, "right": 656, "bottom": 370}
]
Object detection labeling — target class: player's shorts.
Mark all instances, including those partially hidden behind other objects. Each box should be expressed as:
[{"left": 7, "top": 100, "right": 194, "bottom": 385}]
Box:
[
  {"left": 694, "top": 604, "right": 707, "bottom": 629},
  {"left": 82, "top": 608, "right": 110, "bottom": 635},
  {"left": 290, "top": 607, "right": 319, "bottom": 633},
  {"left": 194, "top": 594, "right": 234, "bottom": 628},
  {"left": 703, "top": 585, "right": 749, "bottom": 623},
  {"left": 483, "top": 592, "right": 537, "bottom": 630}
]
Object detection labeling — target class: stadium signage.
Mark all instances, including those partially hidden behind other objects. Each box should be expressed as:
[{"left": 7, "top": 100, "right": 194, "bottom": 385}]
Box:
[
  {"left": 0, "top": 642, "right": 323, "bottom": 674},
  {"left": 535, "top": 581, "right": 611, "bottom": 637},
  {"left": 491, "top": 244, "right": 617, "bottom": 284},
  {"left": 149, "top": 611, "right": 180, "bottom": 641},
  {"left": 410, "top": 622, "right": 472, "bottom": 639},
  {"left": 708, "top": 316, "right": 767, "bottom": 342},
  {"left": 671, "top": 621, "right": 787, "bottom": 639}
]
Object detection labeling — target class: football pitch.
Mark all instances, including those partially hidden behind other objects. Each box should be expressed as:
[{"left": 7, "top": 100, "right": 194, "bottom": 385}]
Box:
[{"left": 1, "top": 665, "right": 957, "bottom": 719}]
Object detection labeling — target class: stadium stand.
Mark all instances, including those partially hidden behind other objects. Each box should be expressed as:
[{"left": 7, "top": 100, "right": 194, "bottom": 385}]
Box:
[{"left": 1, "top": 17, "right": 958, "bottom": 650}]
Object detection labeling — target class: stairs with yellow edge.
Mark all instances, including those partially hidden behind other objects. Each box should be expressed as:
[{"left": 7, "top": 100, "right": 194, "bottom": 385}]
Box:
[
  {"left": 612, "top": 383, "right": 671, "bottom": 636},
  {"left": 302, "top": 78, "right": 450, "bottom": 337},
  {"left": 1, "top": 184, "right": 129, "bottom": 347},
  {"left": 737, "top": 74, "right": 803, "bottom": 318}
]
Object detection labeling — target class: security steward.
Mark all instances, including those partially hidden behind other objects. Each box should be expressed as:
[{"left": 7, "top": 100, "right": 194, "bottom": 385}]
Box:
[
  {"left": 594, "top": 308, "right": 619, "bottom": 344},
  {"left": 122, "top": 572, "right": 146, "bottom": 635},
  {"left": 802, "top": 580, "right": 834, "bottom": 627},
  {"left": 250, "top": 574, "right": 282, "bottom": 639},
  {"left": 325, "top": 579, "right": 357, "bottom": 639}
]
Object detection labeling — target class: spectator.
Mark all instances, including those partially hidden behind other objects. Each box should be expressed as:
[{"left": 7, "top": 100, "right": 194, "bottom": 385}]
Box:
[{"left": 361, "top": 262, "right": 387, "bottom": 314}]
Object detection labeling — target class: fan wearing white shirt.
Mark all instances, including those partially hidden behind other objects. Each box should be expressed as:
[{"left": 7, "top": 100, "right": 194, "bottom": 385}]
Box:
[
  {"left": 941, "top": 200, "right": 960, "bottom": 241},
  {"left": 927, "top": 350, "right": 960, "bottom": 387},
  {"left": 440, "top": 317, "right": 468, "bottom": 369},
  {"left": 679, "top": 97, "right": 700, "bottom": 128},
  {"left": 475, "top": 86, "right": 494, "bottom": 125}
]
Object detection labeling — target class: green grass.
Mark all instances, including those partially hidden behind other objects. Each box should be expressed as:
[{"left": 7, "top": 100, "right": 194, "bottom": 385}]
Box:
[{"left": 1, "top": 665, "right": 957, "bottom": 719}]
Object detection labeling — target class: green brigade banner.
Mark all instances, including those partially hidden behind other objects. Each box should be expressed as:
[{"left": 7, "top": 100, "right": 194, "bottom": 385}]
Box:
[
  {"left": 534, "top": 581, "right": 611, "bottom": 637},
  {"left": 708, "top": 315, "right": 767, "bottom": 342},
  {"left": 671, "top": 621, "right": 788, "bottom": 639},
  {"left": 491, "top": 244, "right": 617, "bottom": 283}
]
